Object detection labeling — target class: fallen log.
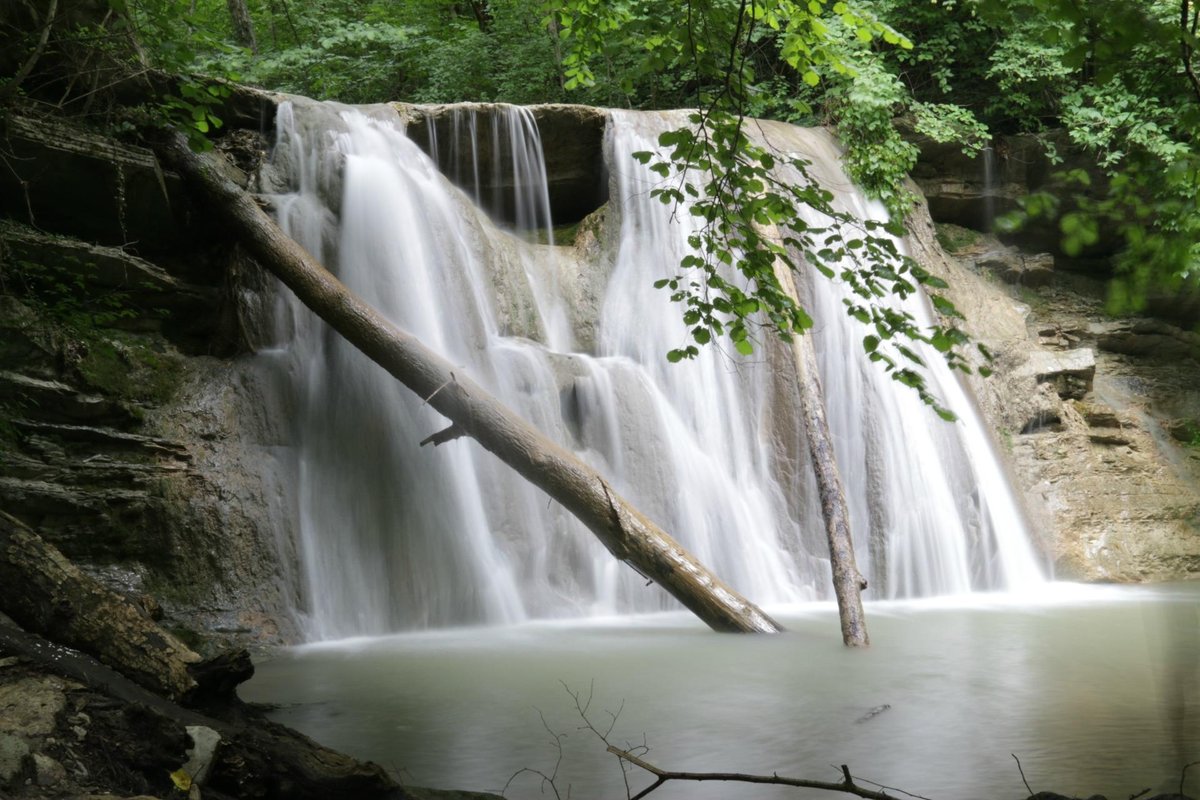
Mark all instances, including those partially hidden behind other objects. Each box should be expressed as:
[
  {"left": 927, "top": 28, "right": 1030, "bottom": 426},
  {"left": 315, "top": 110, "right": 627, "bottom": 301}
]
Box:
[
  {"left": 0, "top": 618, "right": 408, "bottom": 800},
  {"left": 0, "top": 508, "right": 201, "bottom": 700},
  {"left": 155, "top": 132, "right": 782, "bottom": 634}
]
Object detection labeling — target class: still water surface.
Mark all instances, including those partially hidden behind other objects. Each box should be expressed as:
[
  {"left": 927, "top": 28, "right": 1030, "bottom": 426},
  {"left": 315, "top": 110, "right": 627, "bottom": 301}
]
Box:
[{"left": 244, "top": 584, "right": 1200, "bottom": 799}]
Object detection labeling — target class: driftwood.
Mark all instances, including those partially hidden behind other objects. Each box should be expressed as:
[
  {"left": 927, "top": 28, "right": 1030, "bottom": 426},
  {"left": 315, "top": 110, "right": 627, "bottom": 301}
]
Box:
[
  {"left": 0, "top": 508, "right": 202, "bottom": 700},
  {"left": 155, "top": 132, "right": 783, "bottom": 634},
  {"left": 607, "top": 745, "right": 923, "bottom": 800},
  {"left": 0, "top": 509, "right": 256, "bottom": 704}
]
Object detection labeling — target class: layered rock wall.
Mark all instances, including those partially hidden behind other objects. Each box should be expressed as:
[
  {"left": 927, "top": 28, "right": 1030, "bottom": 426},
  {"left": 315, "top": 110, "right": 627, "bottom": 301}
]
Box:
[{"left": 0, "top": 113, "right": 299, "bottom": 647}]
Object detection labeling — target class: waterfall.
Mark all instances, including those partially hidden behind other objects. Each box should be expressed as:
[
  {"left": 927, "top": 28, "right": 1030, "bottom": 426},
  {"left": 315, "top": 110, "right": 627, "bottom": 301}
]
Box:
[{"left": 261, "top": 98, "right": 1043, "bottom": 640}]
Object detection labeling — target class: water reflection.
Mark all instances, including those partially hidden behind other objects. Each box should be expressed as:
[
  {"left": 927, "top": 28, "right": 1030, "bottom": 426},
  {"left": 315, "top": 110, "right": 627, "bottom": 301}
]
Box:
[{"left": 244, "top": 585, "right": 1199, "bottom": 799}]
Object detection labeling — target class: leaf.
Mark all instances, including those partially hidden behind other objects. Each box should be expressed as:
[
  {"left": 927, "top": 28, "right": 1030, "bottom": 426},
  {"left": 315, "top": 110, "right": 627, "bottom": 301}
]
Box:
[
  {"left": 734, "top": 339, "right": 754, "bottom": 356},
  {"left": 171, "top": 770, "right": 193, "bottom": 791}
]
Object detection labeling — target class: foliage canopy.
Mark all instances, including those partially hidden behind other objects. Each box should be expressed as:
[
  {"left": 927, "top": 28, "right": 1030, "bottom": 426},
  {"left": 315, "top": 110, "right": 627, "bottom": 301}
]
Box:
[{"left": 6, "top": 0, "right": 1195, "bottom": 409}]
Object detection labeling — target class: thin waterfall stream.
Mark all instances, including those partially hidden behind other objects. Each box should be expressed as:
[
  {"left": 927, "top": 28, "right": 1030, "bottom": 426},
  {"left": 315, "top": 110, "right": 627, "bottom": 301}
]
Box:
[
  {"left": 260, "top": 100, "right": 1043, "bottom": 640},
  {"left": 244, "top": 99, "right": 1198, "bottom": 799}
]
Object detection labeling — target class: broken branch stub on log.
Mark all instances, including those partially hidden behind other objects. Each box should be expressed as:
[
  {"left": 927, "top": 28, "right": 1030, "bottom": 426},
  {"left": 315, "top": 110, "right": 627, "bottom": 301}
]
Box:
[{"left": 157, "top": 132, "right": 782, "bottom": 634}]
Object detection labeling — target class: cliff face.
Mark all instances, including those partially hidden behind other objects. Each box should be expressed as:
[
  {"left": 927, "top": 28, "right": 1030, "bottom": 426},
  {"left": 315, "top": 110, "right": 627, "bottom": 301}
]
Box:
[
  {"left": 907, "top": 212, "right": 1200, "bottom": 583},
  {"left": 0, "top": 112, "right": 299, "bottom": 648}
]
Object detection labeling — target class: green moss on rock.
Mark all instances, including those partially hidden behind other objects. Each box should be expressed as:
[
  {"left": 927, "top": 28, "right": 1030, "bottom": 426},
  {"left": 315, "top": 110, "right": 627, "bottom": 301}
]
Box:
[
  {"left": 75, "top": 332, "right": 184, "bottom": 406},
  {"left": 935, "top": 222, "right": 983, "bottom": 254}
]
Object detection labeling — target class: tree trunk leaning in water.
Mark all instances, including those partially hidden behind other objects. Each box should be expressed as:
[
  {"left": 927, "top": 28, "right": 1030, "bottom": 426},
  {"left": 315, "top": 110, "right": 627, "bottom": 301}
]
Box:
[
  {"left": 156, "top": 133, "right": 783, "bottom": 635},
  {"left": 773, "top": 261, "right": 870, "bottom": 646}
]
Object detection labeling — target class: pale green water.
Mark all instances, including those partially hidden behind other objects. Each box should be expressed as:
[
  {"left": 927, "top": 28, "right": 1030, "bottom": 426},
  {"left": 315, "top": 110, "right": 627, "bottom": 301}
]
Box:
[{"left": 243, "top": 584, "right": 1200, "bottom": 799}]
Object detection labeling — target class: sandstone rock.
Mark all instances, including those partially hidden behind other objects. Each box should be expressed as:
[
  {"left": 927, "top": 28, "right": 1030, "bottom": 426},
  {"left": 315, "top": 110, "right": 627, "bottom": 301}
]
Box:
[
  {"left": 1014, "top": 349, "right": 1096, "bottom": 400},
  {"left": 0, "top": 732, "right": 31, "bottom": 786},
  {"left": 1092, "top": 319, "right": 1200, "bottom": 361},
  {"left": 1166, "top": 419, "right": 1200, "bottom": 443},
  {"left": 976, "top": 248, "right": 1055, "bottom": 287},
  {"left": 33, "top": 752, "right": 68, "bottom": 786},
  {"left": 0, "top": 116, "right": 188, "bottom": 254},
  {"left": 0, "top": 676, "right": 70, "bottom": 738},
  {"left": 0, "top": 371, "right": 137, "bottom": 426},
  {"left": 909, "top": 127, "right": 1115, "bottom": 261},
  {"left": 0, "top": 222, "right": 218, "bottom": 330},
  {"left": 400, "top": 103, "right": 608, "bottom": 227},
  {"left": 1072, "top": 400, "right": 1123, "bottom": 428}
]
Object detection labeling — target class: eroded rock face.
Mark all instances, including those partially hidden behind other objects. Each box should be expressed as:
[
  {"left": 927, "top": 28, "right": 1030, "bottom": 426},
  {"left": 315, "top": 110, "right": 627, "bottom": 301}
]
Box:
[
  {"left": 400, "top": 103, "right": 609, "bottom": 228},
  {"left": 921, "top": 218, "right": 1200, "bottom": 583},
  {"left": 0, "top": 117, "right": 298, "bottom": 649}
]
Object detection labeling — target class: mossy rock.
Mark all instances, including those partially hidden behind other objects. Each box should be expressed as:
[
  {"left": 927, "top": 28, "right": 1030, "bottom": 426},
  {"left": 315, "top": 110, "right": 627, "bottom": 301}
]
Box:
[
  {"left": 75, "top": 331, "right": 185, "bottom": 407},
  {"left": 935, "top": 222, "right": 983, "bottom": 254}
]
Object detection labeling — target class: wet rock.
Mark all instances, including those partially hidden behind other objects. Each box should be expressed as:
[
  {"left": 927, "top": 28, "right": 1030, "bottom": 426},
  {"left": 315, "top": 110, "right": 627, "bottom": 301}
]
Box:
[
  {"left": 1014, "top": 349, "right": 1096, "bottom": 400},
  {"left": 0, "top": 116, "right": 189, "bottom": 255},
  {"left": 977, "top": 249, "right": 1055, "bottom": 287},
  {"left": 0, "top": 732, "right": 31, "bottom": 786},
  {"left": 1092, "top": 319, "right": 1200, "bottom": 361},
  {"left": 918, "top": 215, "right": 1200, "bottom": 584},
  {"left": 401, "top": 103, "right": 609, "bottom": 227},
  {"left": 182, "top": 725, "right": 221, "bottom": 786},
  {"left": 33, "top": 752, "right": 67, "bottom": 786}
]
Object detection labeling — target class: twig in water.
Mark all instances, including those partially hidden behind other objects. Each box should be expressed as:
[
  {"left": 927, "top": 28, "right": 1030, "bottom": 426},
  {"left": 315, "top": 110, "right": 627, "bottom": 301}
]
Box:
[
  {"left": 1181, "top": 759, "right": 1200, "bottom": 797},
  {"left": 1012, "top": 754, "right": 1034, "bottom": 797},
  {"left": 502, "top": 708, "right": 568, "bottom": 800},
  {"left": 560, "top": 681, "right": 920, "bottom": 800},
  {"left": 607, "top": 744, "right": 910, "bottom": 800}
]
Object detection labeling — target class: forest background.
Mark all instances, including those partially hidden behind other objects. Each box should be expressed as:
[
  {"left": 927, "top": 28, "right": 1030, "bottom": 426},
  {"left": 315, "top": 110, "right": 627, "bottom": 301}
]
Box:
[{"left": 87, "top": 0, "right": 1199, "bottom": 317}]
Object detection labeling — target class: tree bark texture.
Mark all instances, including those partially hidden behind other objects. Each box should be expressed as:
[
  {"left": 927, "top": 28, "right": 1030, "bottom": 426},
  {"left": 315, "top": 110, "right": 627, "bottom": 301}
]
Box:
[
  {"left": 0, "top": 509, "right": 203, "bottom": 699},
  {"left": 156, "top": 133, "right": 783, "bottom": 634},
  {"left": 226, "top": 0, "right": 258, "bottom": 53},
  {"left": 773, "top": 264, "right": 870, "bottom": 646}
]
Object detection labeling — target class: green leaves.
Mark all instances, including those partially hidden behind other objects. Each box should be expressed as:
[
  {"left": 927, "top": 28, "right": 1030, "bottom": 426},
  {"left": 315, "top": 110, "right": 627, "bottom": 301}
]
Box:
[{"left": 159, "top": 78, "right": 231, "bottom": 151}]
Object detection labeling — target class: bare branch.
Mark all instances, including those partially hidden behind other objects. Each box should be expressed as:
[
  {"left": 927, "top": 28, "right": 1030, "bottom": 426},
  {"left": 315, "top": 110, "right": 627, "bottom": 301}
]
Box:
[
  {"left": 0, "top": 0, "right": 59, "bottom": 101},
  {"left": 1012, "top": 754, "right": 1034, "bottom": 797},
  {"left": 419, "top": 424, "right": 466, "bottom": 447},
  {"left": 1181, "top": 759, "right": 1200, "bottom": 796},
  {"left": 1182, "top": 0, "right": 1200, "bottom": 104},
  {"left": 607, "top": 744, "right": 910, "bottom": 800}
]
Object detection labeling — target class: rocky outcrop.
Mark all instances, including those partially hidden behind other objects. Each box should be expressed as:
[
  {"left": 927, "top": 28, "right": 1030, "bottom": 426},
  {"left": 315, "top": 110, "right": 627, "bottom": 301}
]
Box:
[
  {"left": 0, "top": 114, "right": 298, "bottom": 650},
  {"left": 921, "top": 219, "right": 1200, "bottom": 582},
  {"left": 400, "top": 103, "right": 609, "bottom": 228},
  {"left": 910, "top": 130, "right": 1123, "bottom": 264}
]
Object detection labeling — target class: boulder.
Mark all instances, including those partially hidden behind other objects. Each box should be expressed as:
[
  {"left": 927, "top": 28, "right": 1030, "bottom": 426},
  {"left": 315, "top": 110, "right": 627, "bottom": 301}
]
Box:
[
  {"left": 1093, "top": 319, "right": 1200, "bottom": 361},
  {"left": 1014, "top": 349, "right": 1096, "bottom": 400}
]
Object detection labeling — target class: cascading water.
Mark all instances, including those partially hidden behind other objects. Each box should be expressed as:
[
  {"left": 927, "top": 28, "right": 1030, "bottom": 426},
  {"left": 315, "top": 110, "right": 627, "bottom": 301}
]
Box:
[{"left": 261, "top": 98, "right": 1043, "bottom": 640}]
